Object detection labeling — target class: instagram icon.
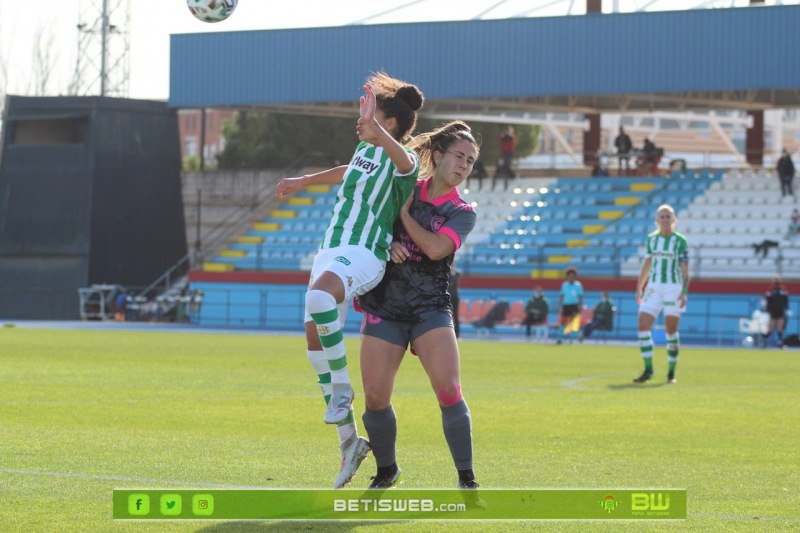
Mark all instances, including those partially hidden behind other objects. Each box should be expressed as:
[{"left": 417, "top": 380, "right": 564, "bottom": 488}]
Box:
[{"left": 192, "top": 494, "right": 214, "bottom": 516}]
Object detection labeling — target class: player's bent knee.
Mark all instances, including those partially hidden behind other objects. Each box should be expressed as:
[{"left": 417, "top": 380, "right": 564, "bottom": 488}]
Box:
[
  {"left": 438, "top": 384, "right": 463, "bottom": 407},
  {"left": 306, "top": 289, "right": 336, "bottom": 315}
]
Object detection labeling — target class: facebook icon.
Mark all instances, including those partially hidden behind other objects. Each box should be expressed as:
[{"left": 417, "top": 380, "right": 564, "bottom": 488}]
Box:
[{"left": 128, "top": 494, "right": 150, "bottom": 515}]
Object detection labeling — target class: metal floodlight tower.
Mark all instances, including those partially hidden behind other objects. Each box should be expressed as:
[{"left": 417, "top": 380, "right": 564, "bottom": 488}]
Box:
[{"left": 71, "top": 0, "right": 130, "bottom": 97}]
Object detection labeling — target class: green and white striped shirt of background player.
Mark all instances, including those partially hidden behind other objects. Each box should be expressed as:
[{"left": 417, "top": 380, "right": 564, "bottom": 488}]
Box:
[
  {"left": 639, "top": 231, "right": 688, "bottom": 321},
  {"left": 321, "top": 141, "right": 419, "bottom": 261},
  {"left": 643, "top": 231, "right": 689, "bottom": 285}
]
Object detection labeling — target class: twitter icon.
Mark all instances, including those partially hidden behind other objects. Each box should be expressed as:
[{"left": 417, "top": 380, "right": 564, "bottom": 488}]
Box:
[{"left": 160, "top": 494, "right": 182, "bottom": 516}]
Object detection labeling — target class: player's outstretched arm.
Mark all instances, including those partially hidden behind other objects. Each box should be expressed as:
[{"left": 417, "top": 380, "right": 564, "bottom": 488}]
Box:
[
  {"left": 275, "top": 166, "right": 347, "bottom": 198},
  {"left": 358, "top": 84, "right": 415, "bottom": 175}
]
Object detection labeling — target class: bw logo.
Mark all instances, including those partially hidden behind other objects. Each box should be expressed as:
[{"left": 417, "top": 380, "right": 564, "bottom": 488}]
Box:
[
  {"left": 335, "top": 256, "right": 351, "bottom": 266},
  {"left": 631, "top": 493, "right": 670, "bottom": 511}
]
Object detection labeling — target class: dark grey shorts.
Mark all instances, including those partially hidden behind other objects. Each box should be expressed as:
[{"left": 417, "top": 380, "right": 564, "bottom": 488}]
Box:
[{"left": 361, "top": 309, "right": 453, "bottom": 348}]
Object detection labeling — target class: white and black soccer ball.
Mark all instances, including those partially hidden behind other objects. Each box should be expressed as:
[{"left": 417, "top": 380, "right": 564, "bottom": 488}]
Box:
[{"left": 187, "top": 0, "right": 238, "bottom": 23}]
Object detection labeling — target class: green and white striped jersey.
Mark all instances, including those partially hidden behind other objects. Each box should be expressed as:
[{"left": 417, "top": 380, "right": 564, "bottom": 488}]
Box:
[
  {"left": 321, "top": 141, "right": 419, "bottom": 261},
  {"left": 643, "top": 231, "right": 689, "bottom": 284}
]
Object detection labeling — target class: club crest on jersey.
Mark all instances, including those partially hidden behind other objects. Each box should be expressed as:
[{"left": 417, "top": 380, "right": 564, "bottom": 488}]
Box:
[
  {"left": 430, "top": 215, "right": 446, "bottom": 232},
  {"left": 352, "top": 156, "right": 380, "bottom": 175}
]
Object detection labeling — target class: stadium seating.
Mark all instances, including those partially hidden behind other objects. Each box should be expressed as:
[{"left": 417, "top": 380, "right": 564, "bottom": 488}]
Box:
[
  {"left": 199, "top": 168, "right": 799, "bottom": 280},
  {"left": 459, "top": 173, "right": 720, "bottom": 277},
  {"left": 620, "top": 169, "right": 798, "bottom": 278}
]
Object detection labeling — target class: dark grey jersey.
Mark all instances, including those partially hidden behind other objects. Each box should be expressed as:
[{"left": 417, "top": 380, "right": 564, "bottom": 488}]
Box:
[{"left": 358, "top": 178, "right": 476, "bottom": 322}]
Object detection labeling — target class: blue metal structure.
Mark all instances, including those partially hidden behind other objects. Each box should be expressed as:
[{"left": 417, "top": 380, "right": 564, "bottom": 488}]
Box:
[{"left": 170, "top": 6, "right": 800, "bottom": 112}]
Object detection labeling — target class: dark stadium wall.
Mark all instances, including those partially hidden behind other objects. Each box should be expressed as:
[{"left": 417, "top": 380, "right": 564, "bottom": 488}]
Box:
[
  {"left": 87, "top": 104, "right": 187, "bottom": 288},
  {"left": 0, "top": 96, "right": 187, "bottom": 319}
]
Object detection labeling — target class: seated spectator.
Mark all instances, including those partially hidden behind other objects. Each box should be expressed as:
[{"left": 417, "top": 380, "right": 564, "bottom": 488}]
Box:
[
  {"left": 642, "top": 138, "right": 657, "bottom": 163},
  {"left": 466, "top": 156, "right": 488, "bottom": 191},
  {"left": 580, "top": 291, "right": 615, "bottom": 341},
  {"left": 472, "top": 300, "right": 510, "bottom": 332},
  {"left": 523, "top": 287, "right": 549, "bottom": 338},
  {"left": 636, "top": 138, "right": 663, "bottom": 176},
  {"left": 591, "top": 163, "right": 609, "bottom": 177}
]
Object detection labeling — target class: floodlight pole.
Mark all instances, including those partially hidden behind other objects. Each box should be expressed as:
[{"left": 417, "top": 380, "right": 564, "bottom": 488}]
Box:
[{"left": 100, "top": 0, "right": 108, "bottom": 96}]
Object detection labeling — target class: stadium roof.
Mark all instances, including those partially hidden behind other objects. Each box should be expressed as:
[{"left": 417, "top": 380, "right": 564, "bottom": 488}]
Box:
[{"left": 169, "top": 5, "right": 800, "bottom": 119}]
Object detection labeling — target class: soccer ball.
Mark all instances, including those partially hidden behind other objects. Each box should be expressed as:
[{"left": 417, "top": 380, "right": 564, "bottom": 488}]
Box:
[{"left": 187, "top": 0, "right": 238, "bottom": 23}]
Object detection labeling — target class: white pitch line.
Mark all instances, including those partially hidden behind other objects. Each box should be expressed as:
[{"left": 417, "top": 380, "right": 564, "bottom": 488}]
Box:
[
  {"left": 0, "top": 468, "right": 270, "bottom": 489},
  {"left": 561, "top": 373, "right": 630, "bottom": 390}
]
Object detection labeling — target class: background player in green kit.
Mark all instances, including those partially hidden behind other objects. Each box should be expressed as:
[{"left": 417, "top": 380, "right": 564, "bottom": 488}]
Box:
[
  {"left": 275, "top": 72, "right": 424, "bottom": 488},
  {"left": 633, "top": 204, "right": 690, "bottom": 384}
]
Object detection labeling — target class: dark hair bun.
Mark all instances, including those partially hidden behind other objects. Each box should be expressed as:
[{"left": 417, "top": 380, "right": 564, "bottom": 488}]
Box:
[
  {"left": 448, "top": 120, "right": 471, "bottom": 134},
  {"left": 396, "top": 85, "right": 424, "bottom": 112}
]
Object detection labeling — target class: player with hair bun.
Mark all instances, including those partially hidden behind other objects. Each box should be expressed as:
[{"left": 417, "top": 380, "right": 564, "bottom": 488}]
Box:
[
  {"left": 275, "top": 72, "right": 424, "bottom": 488},
  {"left": 356, "top": 121, "right": 481, "bottom": 491}
]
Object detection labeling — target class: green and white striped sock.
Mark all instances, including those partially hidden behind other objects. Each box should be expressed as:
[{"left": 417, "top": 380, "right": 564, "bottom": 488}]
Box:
[{"left": 638, "top": 330, "right": 654, "bottom": 373}]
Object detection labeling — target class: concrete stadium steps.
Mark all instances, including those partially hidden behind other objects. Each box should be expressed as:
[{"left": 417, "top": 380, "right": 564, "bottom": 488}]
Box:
[{"left": 201, "top": 185, "right": 335, "bottom": 272}]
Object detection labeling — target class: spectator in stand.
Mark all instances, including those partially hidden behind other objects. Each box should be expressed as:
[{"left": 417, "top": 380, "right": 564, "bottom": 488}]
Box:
[
  {"left": 523, "top": 286, "right": 549, "bottom": 338},
  {"left": 472, "top": 300, "right": 510, "bottom": 332},
  {"left": 556, "top": 267, "right": 583, "bottom": 345},
  {"left": 635, "top": 138, "right": 661, "bottom": 176},
  {"left": 493, "top": 125, "right": 516, "bottom": 190},
  {"left": 786, "top": 208, "right": 800, "bottom": 244},
  {"left": 764, "top": 275, "right": 790, "bottom": 348},
  {"left": 642, "top": 138, "right": 657, "bottom": 164},
  {"left": 466, "top": 156, "right": 487, "bottom": 191},
  {"left": 614, "top": 127, "right": 633, "bottom": 176},
  {"left": 580, "top": 291, "right": 615, "bottom": 341},
  {"left": 580, "top": 291, "right": 617, "bottom": 342},
  {"left": 777, "top": 149, "right": 796, "bottom": 200}
]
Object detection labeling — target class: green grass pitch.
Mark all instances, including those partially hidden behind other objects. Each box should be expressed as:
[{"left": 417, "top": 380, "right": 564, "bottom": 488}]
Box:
[{"left": 0, "top": 327, "right": 798, "bottom": 532}]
